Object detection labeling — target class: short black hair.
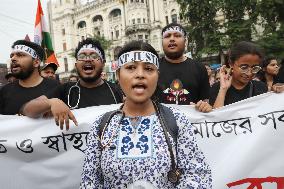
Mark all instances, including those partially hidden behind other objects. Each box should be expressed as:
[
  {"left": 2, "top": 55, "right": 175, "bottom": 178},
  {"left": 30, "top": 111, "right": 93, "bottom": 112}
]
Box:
[
  {"left": 11, "top": 40, "right": 45, "bottom": 61},
  {"left": 228, "top": 41, "right": 264, "bottom": 65},
  {"left": 161, "top": 23, "right": 187, "bottom": 37},
  {"left": 74, "top": 38, "right": 105, "bottom": 60},
  {"left": 118, "top": 41, "right": 159, "bottom": 59}
]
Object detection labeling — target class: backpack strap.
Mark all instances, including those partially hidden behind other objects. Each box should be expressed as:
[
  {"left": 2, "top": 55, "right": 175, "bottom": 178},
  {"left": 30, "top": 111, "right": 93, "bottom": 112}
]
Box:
[
  {"left": 98, "top": 110, "right": 116, "bottom": 139},
  {"left": 159, "top": 104, "right": 179, "bottom": 144},
  {"left": 248, "top": 81, "right": 254, "bottom": 98}
]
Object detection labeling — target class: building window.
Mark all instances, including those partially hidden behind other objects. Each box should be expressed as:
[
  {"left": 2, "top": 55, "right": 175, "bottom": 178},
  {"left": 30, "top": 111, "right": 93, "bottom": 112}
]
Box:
[
  {"left": 141, "top": 0, "right": 144, "bottom": 2},
  {"left": 166, "top": 16, "right": 169, "bottom": 25},
  {"left": 143, "top": 18, "right": 146, "bottom": 23},
  {"left": 62, "top": 29, "right": 65, "bottom": 35},
  {"left": 171, "top": 14, "right": 178, "bottom": 23},
  {"left": 64, "top": 58, "right": 68, "bottom": 72},
  {"left": 132, "top": 19, "right": 135, "bottom": 24},
  {"left": 137, "top": 18, "right": 141, "bottom": 24},
  {"left": 77, "top": 21, "right": 86, "bottom": 29},
  {"left": 110, "top": 9, "right": 121, "bottom": 18},
  {"left": 116, "top": 30, "right": 119, "bottom": 39},
  {"left": 145, "top": 35, "right": 148, "bottom": 43},
  {"left": 111, "top": 32, "right": 113, "bottom": 40},
  {"left": 138, "top": 35, "right": 143, "bottom": 41},
  {"left": 63, "top": 42, "right": 67, "bottom": 51}
]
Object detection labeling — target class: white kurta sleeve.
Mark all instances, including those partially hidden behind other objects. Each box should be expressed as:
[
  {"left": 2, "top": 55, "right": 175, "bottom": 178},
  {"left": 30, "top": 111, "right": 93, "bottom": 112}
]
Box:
[
  {"left": 173, "top": 109, "right": 212, "bottom": 188},
  {"left": 80, "top": 115, "right": 104, "bottom": 189}
]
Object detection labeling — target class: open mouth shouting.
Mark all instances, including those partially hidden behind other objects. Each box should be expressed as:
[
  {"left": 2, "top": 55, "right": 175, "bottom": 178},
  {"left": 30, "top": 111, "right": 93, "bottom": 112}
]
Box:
[
  {"left": 168, "top": 43, "right": 177, "bottom": 49},
  {"left": 82, "top": 64, "right": 95, "bottom": 74},
  {"left": 132, "top": 83, "right": 147, "bottom": 95},
  {"left": 11, "top": 63, "right": 21, "bottom": 73}
]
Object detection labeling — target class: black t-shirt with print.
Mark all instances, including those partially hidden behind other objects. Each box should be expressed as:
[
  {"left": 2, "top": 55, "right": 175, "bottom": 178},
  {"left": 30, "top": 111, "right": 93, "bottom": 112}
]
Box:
[
  {"left": 46, "top": 81, "right": 123, "bottom": 109},
  {"left": 157, "top": 57, "right": 210, "bottom": 104},
  {"left": 209, "top": 80, "right": 268, "bottom": 106},
  {"left": 0, "top": 78, "right": 59, "bottom": 115}
]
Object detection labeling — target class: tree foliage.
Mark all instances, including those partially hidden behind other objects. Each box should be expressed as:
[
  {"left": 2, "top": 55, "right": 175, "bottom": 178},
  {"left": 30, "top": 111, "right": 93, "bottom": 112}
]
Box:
[
  {"left": 92, "top": 34, "right": 112, "bottom": 51},
  {"left": 221, "top": 0, "right": 258, "bottom": 46},
  {"left": 177, "top": 0, "right": 222, "bottom": 57},
  {"left": 177, "top": 0, "right": 284, "bottom": 58},
  {"left": 256, "top": 0, "right": 284, "bottom": 58}
]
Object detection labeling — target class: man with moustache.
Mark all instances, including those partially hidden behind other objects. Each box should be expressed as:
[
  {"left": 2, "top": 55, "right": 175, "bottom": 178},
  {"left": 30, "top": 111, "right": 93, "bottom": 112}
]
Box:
[
  {"left": 0, "top": 40, "right": 59, "bottom": 115},
  {"left": 158, "top": 23, "right": 212, "bottom": 112},
  {"left": 22, "top": 38, "right": 123, "bottom": 130}
]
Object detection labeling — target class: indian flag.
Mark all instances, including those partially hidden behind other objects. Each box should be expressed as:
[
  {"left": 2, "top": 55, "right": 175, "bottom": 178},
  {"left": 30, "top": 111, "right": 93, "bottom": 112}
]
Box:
[{"left": 34, "top": 0, "right": 58, "bottom": 65}]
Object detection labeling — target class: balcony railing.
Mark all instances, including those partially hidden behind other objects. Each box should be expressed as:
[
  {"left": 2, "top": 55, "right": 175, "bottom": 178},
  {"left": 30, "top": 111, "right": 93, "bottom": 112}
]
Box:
[{"left": 125, "top": 24, "right": 150, "bottom": 35}]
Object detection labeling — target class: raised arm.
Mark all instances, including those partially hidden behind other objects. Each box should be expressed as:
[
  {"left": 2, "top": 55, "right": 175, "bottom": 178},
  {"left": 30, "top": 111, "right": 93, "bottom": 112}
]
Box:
[
  {"left": 213, "top": 65, "right": 232, "bottom": 109},
  {"left": 21, "top": 95, "right": 77, "bottom": 130}
]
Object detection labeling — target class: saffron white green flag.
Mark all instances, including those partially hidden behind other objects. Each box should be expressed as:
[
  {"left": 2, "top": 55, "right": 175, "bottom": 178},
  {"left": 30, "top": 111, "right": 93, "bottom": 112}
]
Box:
[{"left": 34, "top": 0, "right": 58, "bottom": 65}]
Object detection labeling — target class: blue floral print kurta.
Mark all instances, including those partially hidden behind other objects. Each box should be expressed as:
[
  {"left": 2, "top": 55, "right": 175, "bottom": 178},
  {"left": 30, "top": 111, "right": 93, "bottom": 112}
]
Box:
[{"left": 80, "top": 107, "right": 212, "bottom": 188}]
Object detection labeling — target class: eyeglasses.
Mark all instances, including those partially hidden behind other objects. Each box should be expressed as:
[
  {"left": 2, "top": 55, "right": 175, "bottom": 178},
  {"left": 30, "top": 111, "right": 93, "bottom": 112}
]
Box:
[
  {"left": 77, "top": 53, "right": 100, "bottom": 61},
  {"left": 238, "top": 65, "right": 262, "bottom": 74}
]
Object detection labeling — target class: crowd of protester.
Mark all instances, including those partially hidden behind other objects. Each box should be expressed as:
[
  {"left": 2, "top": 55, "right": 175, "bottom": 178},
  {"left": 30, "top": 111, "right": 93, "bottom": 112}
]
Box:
[{"left": 0, "top": 22, "right": 283, "bottom": 188}]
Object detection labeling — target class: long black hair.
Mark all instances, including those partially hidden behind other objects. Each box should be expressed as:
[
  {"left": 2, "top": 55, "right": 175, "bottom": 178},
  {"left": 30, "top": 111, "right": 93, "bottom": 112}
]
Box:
[{"left": 257, "top": 56, "right": 278, "bottom": 82}]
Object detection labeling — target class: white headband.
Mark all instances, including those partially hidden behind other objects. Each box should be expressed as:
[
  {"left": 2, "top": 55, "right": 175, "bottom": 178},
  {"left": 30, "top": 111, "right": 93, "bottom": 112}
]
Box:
[
  {"left": 12, "top": 45, "right": 39, "bottom": 59},
  {"left": 77, "top": 44, "right": 103, "bottom": 60},
  {"left": 117, "top": 51, "right": 159, "bottom": 69},
  {"left": 162, "top": 26, "right": 185, "bottom": 38}
]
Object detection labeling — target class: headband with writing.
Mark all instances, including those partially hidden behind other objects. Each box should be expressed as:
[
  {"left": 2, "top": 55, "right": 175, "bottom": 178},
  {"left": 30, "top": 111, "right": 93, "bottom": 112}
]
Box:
[
  {"left": 162, "top": 26, "right": 185, "bottom": 38},
  {"left": 117, "top": 51, "right": 159, "bottom": 69},
  {"left": 77, "top": 44, "right": 103, "bottom": 60},
  {"left": 12, "top": 45, "right": 39, "bottom": 59}
]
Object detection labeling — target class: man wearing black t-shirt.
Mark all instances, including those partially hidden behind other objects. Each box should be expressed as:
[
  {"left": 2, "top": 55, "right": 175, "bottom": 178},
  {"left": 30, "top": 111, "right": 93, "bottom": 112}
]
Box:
[
  {"left": 22, "top": 38, "right": 123, "bottom": 130},
  {"left": 0, "top": 40, "right": 59, "bottom": 115},
  {"left": 158, "top": 23, "right": 212, "bottom": 112}
]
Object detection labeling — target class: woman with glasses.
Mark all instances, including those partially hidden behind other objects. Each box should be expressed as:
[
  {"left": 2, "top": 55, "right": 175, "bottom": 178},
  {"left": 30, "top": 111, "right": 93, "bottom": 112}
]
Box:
[
  {"left": 257, "top": 57, "right": 280, "bottom": 91},
  {"left": 80, "top": 41, "right": 212, "bottom": 188},
  {"left": 209, "top": 41, "right": 268, "bottom": 108}
]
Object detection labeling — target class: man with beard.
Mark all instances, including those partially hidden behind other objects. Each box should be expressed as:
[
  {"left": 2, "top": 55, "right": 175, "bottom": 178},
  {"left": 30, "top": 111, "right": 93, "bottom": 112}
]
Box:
[
  {"left": 158, "top": 23, "right": 212, "bottom": 112},
  {"left": 22, "top": 38, "right": 123, "bottom": 130},
  {"left": 0, "top": 40, "right": 59, "bottom": 115}
]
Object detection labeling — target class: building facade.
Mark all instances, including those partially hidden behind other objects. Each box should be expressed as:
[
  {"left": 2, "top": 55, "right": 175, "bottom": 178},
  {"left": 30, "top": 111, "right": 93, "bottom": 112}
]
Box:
[
  {"left": 48, "top": 0, "right": 180, "bottom": 78},
  {"left": 0, "top": 63, "right": 8, "bottom": 87}
]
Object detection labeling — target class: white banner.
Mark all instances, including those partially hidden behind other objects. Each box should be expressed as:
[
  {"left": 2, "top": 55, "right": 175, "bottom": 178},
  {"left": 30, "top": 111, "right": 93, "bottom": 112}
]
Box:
[{"left": 0, "top": 92, "right": 284, "bottom": 189}]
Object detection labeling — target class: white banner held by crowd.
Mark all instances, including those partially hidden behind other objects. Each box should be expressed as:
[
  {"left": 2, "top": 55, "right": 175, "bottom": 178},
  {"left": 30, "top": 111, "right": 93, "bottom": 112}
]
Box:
[{"left": 0, "top": 92, "right": 284, "bottom": 189}]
